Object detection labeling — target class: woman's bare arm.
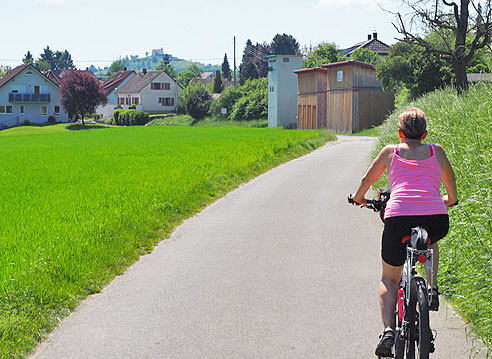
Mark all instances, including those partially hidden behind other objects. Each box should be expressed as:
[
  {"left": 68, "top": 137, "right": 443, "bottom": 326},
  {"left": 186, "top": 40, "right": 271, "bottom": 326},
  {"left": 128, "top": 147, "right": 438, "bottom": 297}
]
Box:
[
  {"left": 435, "top": 144, "right": 458, "bottom": 206},
  {"left": 352, "top": 146, "right": 393, "bottom": 205}
]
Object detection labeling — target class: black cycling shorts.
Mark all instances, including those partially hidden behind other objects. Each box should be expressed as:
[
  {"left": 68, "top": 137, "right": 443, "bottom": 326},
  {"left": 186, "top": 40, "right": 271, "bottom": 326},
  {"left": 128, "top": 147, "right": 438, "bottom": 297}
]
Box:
[{"left": 382, "top": 214, "right": 449, "bottom": 266}]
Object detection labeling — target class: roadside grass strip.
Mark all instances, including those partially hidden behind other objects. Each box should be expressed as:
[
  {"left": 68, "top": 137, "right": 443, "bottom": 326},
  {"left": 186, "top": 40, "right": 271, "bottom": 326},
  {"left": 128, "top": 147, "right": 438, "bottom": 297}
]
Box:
[
  {"left": 373, "top": 83, "right": 492, "bottom": 352},
  {"left": 0, "top": 124, "right": 335, "bottom": 358}
]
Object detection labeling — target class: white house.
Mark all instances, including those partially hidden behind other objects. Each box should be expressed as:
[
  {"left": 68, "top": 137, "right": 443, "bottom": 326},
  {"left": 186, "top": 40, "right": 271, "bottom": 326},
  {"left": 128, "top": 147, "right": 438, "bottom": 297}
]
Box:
[
  {"left": 96, "top": 70, "right": 136, "bottom": 119},
  {"left": 0, "top": 64, "right": 69, "bottom": 129},
  {"left": 116, "top": 69, "right": 182, "bottom": 114}
]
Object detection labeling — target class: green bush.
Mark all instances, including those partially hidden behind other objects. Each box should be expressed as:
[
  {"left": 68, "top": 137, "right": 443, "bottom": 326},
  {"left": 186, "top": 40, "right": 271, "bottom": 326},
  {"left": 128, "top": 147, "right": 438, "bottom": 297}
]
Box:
[
  {"left": 181, "top": 83, "right": 212, "bottom": 121},
  {"left": 230, "top": 90, "right": 267, "bottom": 122},
  {"left": 211, "top": 86, "right": 243, "bottom": 119},
  {"left": 112, "top": 110, "right": 150, "bottom": 126}
]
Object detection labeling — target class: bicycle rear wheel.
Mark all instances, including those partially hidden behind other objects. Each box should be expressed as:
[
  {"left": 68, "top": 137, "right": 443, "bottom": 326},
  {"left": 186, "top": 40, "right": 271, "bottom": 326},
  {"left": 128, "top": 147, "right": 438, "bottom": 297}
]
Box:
[{"left": 407, "top": 277, "right": 430, "bottom": 359}]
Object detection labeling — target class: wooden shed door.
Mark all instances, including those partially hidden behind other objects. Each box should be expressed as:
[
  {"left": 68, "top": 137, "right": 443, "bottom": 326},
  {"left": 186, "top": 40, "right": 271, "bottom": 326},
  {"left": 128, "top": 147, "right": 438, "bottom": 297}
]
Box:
[
  {"left": 313, "top": 106, "right": 317, "bottom": 129},
  {"left": 307, "top": 105, "right": 312, "bottom": 129}
]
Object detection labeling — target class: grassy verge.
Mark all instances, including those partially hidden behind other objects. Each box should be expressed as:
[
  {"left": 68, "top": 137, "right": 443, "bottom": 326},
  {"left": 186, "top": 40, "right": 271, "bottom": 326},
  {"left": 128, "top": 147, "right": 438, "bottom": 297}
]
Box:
[
  {"left": 372, "top": 83, "right": 492, "bottom": 351},
  {"left": 0, "top": 124, "right": 334, "bottom": 358}
]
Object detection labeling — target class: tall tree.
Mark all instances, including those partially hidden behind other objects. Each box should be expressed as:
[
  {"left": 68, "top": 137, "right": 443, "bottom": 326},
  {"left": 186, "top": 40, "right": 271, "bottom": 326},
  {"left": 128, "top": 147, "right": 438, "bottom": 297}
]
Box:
[
  {"left": 60, "top": 71, "right": 108, "bottom": 126},
  {"left": 271, "top": 33, "right": 300, "bottom": 55},
  {"left": 39, "top": 46, "right": 75, "bottom": 73},
  {"left": 213, "top": 70, "right": 223, "bottom": 93},
  {"left": 252, "top": 42, "right": 272, "bottom": 77},
  {"left": 221, "top": 54, "right": 232, "bottom": 81},
  {"left": 35, "top": 59, "right": 50, "bottom": 71},
  {"left": 239, "top": 60, "right": 259, "bottom": 85},
  {"left": 393, "top": 0, "right": 492, "bottom": 94},
  {"left": 23, "top": 51, "right": 34, "bottom": 65}
]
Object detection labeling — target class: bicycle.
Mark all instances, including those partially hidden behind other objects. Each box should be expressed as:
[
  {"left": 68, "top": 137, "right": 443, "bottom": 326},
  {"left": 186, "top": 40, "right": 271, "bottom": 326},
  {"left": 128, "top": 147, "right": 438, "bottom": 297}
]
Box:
[{"left": 348, "top": 188, "right": 436, "bottom": 359}]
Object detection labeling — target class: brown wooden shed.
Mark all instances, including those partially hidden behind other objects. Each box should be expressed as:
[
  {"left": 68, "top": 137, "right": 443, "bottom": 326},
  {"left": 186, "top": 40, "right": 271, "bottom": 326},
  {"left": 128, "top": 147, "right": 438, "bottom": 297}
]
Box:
[
  {"left": 295, "top": 60, "right": 394, "bottom": 133},
  {"left": 293, "top": 68, "right": 327, "bottom": 130}
]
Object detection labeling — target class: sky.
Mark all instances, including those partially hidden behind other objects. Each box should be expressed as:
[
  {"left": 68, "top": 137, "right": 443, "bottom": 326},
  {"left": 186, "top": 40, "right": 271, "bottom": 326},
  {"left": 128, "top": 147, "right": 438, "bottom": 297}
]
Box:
[{"left": 0, "top": 0, "right": 403, "bottom": 70}]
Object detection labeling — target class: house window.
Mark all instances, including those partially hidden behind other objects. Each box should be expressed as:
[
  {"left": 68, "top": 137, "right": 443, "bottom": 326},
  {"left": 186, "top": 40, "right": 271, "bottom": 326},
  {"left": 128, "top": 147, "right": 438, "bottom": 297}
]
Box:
[
  {"left": 34, "top": 86, "right": 40, "bottom": 94},
  {"left": 158, "top": 97, "right": 162, "bottom": 103},
  {"left": 163, "top": 98, "right": 175, "bottom": 106},
  {"left": 283, "top": 58, "right": 289, "bottom": 62},
  {"left": 125, "top": 97, "right": 130, "bottom": 105},
  {"left": 25, "top": 70, "right": 33, "bottom": 75},
  {"left": 151, "top": 83, "right": 161, "bottom": 90},
  {"left": 41, "top": 105, "right": 48, "bottom": 115},
  {"left": 54, "top": 106, "right": 60, "bottom": 114},
  {"left": 164, "top": 83, "right": 170, "bottom": 90},
  {"left": 133, "top": 97, "right": 139, "bottom": 105},
  {"left": 20, "top": 105, "right": 25, "bottom": 114},
  {"left": 269, "top": 86, "right": 275, "bottom": 93},
  {"left": 337, "top": 70, "right": 343, "bottom": 82},
  {"left": 0, "top": 105, "right": 13, "bottom": 114}
]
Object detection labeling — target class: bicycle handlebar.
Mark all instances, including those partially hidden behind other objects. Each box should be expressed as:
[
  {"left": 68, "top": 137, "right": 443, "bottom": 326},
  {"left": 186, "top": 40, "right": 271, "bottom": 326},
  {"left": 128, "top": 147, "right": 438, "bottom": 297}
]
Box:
[{"left": 347, "top": 194, "right": 382, "bottom": 212}]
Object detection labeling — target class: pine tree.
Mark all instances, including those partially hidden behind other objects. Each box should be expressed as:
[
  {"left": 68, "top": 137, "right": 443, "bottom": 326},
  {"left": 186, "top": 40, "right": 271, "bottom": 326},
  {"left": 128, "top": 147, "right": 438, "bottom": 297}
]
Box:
[
  {"left": 221, "top": 54, "right": 232, "bottom": 81},
  {"left": 213, "top": 70, "right": 223, "bottom": 93},
  {"left": 23, "top": 51, "right": 34, "bottom": 65},
  {"left": 239, "top": 60, "right": 258, "bottom": 85}
]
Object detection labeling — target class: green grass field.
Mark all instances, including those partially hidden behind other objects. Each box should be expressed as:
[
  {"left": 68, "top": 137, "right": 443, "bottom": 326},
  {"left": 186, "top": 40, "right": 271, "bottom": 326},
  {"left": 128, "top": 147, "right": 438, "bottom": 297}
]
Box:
[
  {"left": 373, "top": 83, "right": 492, "bottom": 351},
  {"left": 0, "top": 124, "right": 335, "bottom": 358}
]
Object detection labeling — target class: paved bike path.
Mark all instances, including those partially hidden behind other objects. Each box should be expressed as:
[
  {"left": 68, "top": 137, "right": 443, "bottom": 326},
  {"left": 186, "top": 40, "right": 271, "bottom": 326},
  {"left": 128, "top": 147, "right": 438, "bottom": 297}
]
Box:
[{"left": 31, "top": 136, "right": 487, "bottom": 358}]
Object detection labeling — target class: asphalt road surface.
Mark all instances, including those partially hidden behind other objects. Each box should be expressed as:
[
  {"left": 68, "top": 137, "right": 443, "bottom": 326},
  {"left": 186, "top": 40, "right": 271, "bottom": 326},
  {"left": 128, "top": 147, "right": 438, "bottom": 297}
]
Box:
[{"left": 31, "top": 136, "right": 487, "bottom": 359}]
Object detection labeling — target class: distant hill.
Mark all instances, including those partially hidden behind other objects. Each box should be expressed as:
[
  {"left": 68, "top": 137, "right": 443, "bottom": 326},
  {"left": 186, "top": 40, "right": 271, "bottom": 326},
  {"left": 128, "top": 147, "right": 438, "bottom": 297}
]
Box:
[{"left": 92, "top": 53, "right": 219, "bottom": 74}]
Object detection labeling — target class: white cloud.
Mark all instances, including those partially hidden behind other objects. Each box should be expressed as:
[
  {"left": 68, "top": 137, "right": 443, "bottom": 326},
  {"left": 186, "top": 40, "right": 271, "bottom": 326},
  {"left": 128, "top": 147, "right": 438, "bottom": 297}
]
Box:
[
  {"left": 34, "top": 0, "right": 65, "bottom": 4},
  {"left": 316, "top": 0, "right": 390, "bottom": 8}
]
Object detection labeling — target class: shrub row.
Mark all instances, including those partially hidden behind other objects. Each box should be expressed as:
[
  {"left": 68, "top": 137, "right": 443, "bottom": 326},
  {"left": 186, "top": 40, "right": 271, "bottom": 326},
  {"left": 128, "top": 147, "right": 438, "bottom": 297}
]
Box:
[{"left": 112, "top": 109, "right": 150, "bottom": 126}]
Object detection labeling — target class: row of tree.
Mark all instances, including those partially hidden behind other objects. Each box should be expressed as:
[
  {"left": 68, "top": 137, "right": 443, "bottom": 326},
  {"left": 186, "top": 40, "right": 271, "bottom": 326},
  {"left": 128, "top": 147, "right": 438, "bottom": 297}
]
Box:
[{"left": 22, "top": 46, "right": 76, "bottom": 73}]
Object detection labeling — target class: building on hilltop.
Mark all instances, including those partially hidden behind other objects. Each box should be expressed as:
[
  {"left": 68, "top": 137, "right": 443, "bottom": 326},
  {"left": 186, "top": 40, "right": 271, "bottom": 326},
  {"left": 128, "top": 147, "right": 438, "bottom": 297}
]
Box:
[
  {"left": 294, "top": 60, "right": 394, "bottom": 133},
  {"left": 0, "top": 64, "right": 69, "bottom": 129},
  {"left": 116, "top": 69, "right": 182, "bottom": 114},
  {"left": 340, "top": 32, "right": 390, "bottom": 58}
]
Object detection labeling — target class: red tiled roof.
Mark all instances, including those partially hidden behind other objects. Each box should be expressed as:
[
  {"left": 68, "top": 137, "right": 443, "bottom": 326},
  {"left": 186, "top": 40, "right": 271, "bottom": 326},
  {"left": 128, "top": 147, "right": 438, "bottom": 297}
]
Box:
[
  {"left": 44, "top": 70, "right": 62, "bottom": 86},
  {"left": 102, "top": 70, "right": 135, "bottom": 94},
  {"left": 0, "top": 64, "right": 29, "bottom": 89},
  {"left": 322, "top": 60, "right": 375, "bottom": 70}
]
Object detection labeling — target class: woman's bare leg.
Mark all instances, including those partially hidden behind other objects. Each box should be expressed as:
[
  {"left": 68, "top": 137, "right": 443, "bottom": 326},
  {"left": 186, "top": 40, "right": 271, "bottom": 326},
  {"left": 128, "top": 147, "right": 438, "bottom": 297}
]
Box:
[{"left": 379, "top": 261, "right": 404, "bottom": 331}]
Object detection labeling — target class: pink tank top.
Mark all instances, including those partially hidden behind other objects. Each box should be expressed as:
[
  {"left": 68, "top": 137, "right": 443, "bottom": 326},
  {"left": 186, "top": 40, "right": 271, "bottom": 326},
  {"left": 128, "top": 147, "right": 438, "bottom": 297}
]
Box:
[{"left": 384, "top": 144, "right": 448, "bottom": 219}]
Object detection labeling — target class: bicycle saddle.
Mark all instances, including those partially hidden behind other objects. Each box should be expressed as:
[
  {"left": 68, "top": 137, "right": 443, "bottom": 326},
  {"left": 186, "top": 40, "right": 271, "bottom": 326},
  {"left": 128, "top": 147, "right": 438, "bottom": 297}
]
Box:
[{"left": 409, "top": 227, "right": 429, "bottom": 249}]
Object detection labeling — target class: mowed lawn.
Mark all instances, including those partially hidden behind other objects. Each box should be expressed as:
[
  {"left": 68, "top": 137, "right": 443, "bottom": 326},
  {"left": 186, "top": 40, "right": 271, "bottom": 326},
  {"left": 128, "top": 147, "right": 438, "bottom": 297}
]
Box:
[{"left": 0, "top": 124, "right": 333, "bottom": 358}]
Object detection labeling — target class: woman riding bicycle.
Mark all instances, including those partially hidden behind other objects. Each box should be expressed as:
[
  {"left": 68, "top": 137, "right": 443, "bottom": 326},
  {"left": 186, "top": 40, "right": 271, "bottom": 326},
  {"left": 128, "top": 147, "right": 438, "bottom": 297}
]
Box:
[{"left": 351, "top": 108, "right": 458, "bottom": 357}]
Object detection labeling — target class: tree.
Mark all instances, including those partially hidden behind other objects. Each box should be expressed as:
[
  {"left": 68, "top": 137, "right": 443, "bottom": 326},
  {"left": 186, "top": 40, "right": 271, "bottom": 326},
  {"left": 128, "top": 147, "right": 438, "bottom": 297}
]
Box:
[
  {"left": 0, "top": 65, "right": 12, "bottom": 77},
  {"left": 348, "top": 48, "right": 382, "bottom": 65},
  {"left": 60, "top": 71, "right": 108, "bottom": 126},
  {"left": 239, "top": 60, "right": 258, "bottom": 85},
  {"left": 252, "top": 42, "right": 272, "bottom": 77},
  {"left": 157, "top": 63, "right": 177, "bottom": 79},
  {"left": 35, "top": 59, "right": 50, "bottom": 71},
  {"left": 221, "top": 54, "right": 232, "bottom": 80},
  {"left": 39, "top": 46, "right": 75, "bottom": 73},
  {"left": 180, "top": 83, "right": 212, "bottom": 121},
  {"left": 213, "top": 70, "right": 223, "bottom": 93},
  {"left": 23, "top": 51, "right": 34, "bottom": 65},
  {"left": 271, "top": 33, "right": 300, "bottom": 55},
  {"left": 376, "top": 41, "right": 453, "bottom": 99},
  {"left": 393, "top": 0, "right": 492, "bottom": 94},
  {"left": 303, "top": 42, "right": 341, "bottom": 68},
  {"left": 108, "top": 59, "right": 125, "bottom": 73}
]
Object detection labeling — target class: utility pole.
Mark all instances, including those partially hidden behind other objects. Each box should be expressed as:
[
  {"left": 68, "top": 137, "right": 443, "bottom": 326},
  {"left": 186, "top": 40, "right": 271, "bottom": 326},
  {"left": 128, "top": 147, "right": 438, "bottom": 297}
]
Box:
[{"left": 233, "top": 36, "right": 237, "bottom": 88}]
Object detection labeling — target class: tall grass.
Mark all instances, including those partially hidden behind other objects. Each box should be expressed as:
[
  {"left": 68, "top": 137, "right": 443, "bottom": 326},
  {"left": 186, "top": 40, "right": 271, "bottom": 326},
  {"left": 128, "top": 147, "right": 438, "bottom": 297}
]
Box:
[
  {"left": 373, "top": 83, "right": 492, "bottom": 350},
  {"left": 0, "top": 124, "right": 335, "bottom": 358}
]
